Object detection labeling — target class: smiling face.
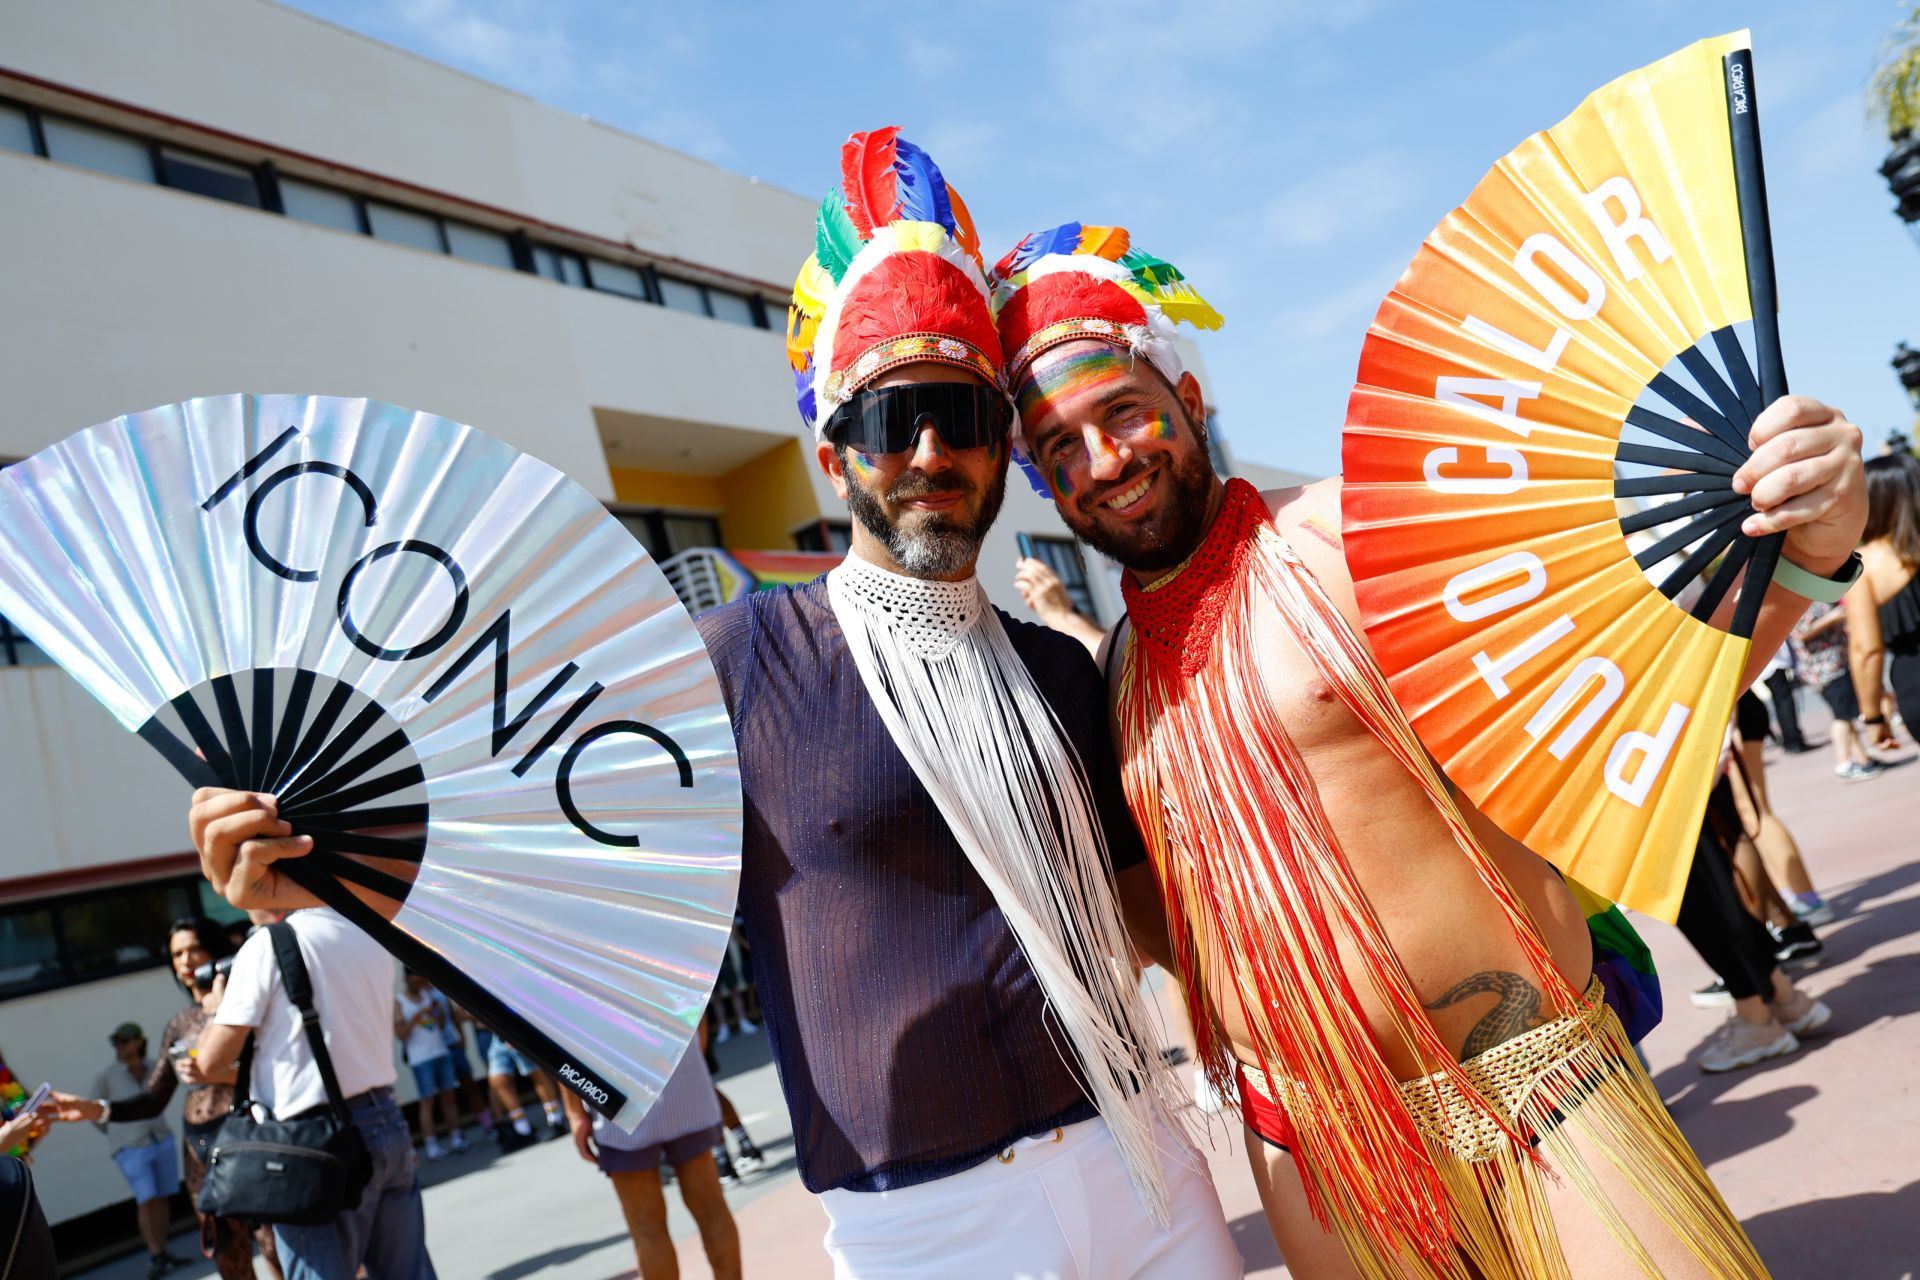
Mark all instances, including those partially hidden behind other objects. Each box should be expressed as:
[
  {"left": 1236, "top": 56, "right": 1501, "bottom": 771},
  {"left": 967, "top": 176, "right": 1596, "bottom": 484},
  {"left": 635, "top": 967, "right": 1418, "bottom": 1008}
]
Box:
[
  {"left": 817, "top": 362, "right": 1010, "bottom": 581},
  {"left": 169, "top": 927, "right": 210, "bottom": 990},
  {"left": 1016, "top": 341, "right": 1218, "bottom": 573}
]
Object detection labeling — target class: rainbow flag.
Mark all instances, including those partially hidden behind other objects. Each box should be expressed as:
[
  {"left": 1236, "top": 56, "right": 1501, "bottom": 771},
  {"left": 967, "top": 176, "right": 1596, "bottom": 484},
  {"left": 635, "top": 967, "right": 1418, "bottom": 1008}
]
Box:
[
  {"left": 1568, "top": 877, "right": 1663, "bottom": 1044},
  {"left": 729, "top": 549, "right": 844, "bottom": 591}
]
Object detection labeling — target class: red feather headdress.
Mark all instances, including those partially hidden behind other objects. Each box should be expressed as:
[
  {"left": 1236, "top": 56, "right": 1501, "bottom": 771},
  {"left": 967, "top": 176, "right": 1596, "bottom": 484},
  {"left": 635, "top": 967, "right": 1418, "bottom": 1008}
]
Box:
[{"left": 787, "top": 129, "right": 1002, "bottom": 435}]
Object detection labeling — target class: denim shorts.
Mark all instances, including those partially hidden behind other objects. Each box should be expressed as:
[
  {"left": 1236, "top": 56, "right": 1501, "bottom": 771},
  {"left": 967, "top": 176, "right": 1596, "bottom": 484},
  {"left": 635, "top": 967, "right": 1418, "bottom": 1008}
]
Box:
[
  {"left": 485, "top": 1037, "right": 535, "bottom": 1078},
  {"left": 410, "top": 1054, "right": 457, "bottom": 1097},
  {"left": 112, "top": 1133, "right": 181, "bottom": 1202}
]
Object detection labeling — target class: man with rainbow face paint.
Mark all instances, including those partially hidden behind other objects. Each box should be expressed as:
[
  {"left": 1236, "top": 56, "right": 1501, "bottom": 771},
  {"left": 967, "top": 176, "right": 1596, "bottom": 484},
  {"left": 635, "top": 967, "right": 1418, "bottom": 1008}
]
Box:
[
  {"left": 991, "top": 226, "right": 1864, "bottom": 1280},
  {"left": 691, "top": 136, "right": 1239, "bottom": 1276}
]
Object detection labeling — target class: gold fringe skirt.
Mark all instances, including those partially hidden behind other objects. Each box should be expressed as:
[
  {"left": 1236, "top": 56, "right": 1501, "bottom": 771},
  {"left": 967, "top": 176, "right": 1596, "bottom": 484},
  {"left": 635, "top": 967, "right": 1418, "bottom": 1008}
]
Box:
[{"left": 1239, "top": 979, "right": 1771, "bottom": 1279}]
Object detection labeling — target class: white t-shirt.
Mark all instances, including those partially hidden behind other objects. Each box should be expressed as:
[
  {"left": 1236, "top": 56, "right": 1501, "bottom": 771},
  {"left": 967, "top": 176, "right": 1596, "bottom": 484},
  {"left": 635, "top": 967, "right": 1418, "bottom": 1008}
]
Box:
[
  {"left": 216, "top": 907, "right": 397, "bottom": 1118},
  {"left": 395, "top": 989, "right": 450, "bottom": 1066}
]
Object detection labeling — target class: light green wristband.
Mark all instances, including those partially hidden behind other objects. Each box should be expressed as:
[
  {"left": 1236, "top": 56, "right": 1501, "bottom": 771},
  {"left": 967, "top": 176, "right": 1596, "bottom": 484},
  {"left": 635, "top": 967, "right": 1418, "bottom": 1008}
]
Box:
[{"left": 1771, "top": 550, "right": 1862, "bottom": 604}]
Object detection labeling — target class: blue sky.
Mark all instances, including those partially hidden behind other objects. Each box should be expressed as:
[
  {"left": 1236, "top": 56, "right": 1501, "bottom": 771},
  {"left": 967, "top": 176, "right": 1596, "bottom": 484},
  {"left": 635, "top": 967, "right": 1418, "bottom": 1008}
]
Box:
[{"left": 285, "top": 0, "right": 1920, "bottom": 476}]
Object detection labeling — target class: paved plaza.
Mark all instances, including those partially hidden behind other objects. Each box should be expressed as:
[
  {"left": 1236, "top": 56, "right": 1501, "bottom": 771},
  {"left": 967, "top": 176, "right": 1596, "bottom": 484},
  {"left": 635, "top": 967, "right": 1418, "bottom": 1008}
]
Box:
[{"left": 80, "top": 705, "right": 1918, "bottom": 1280}]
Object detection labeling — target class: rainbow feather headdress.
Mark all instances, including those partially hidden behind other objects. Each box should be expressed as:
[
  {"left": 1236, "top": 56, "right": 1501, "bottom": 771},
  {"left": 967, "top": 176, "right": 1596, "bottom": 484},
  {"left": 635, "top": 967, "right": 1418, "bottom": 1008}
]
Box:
[
  {"left": 787, "top": 128, "right": 1004, "bottom": 436},
  {"left": 989, "top": 223, "right": 1224, "bottom": 397}
]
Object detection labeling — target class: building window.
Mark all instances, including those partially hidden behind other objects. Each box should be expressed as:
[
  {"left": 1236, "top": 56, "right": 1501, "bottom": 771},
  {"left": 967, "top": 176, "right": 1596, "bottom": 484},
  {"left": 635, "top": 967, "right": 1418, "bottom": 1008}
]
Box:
[
  {"left": 156, "top": 147, "right": 263, "bottom": 209},
  {"left": 444, "top": 220, "right": 515, "bottom": 270},
  {"left": 587, "top": 258, "right": 648, "bottom": 300},
  {"left": 662, "top": 514, "right": 722, "bottom": 556},
  {"left": 706, "top": 289, "right": 757, "bottom": 328},
  {"left": 0, "top": 614, "right": 51, "bottom": 667},
  {"left": 1026, "top": 535, "right": 1099, "bottom": 623},
  {"left": 611, "top": 509, "right": 722, "bottom": 560},
  {"left": 0, "top": 877, "right": 206, "bottom": 1001},
  {"left": 794, "top": 520, "right": 853, "bottom": 554},
  {"left": 0, "top": 96, "right": 792, "bottom": 332},
  {"left": 0, "top": 102, "right": 37, "bottom": 156},
  {"left": 280, "top": 177, "right": 363, "bottom": 233},
  {"left": 366, "top": 200, "right": 445, "bottom": 253},
  {"left": 39, "top": 115, "right": 152, "bottom": 183},
  {"left": 655, "top": 275, "right": 708, "bottom": 316},
  {"left": 533, "top": 244, "right": 588, "bottom": 287}
]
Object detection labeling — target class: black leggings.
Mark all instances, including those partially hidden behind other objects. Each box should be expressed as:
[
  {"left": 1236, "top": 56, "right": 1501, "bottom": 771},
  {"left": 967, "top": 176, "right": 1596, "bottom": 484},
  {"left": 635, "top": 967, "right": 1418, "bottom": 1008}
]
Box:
[{"left": 1675, "top": 779, "right": 1778, "bottom": 1001}]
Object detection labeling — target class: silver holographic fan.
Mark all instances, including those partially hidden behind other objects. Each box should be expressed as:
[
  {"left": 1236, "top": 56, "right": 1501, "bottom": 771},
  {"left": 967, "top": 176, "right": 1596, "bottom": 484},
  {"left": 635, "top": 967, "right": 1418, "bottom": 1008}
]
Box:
[{"left": 0, "top": 395, "right": 742, "bottom": 1127}]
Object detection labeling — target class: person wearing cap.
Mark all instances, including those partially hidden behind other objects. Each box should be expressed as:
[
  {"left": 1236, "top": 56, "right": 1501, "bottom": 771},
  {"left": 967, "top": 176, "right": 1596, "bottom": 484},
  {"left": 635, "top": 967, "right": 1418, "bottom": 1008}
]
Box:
[
  {"left": 92, "top": 1022, "right": 186, "bottom": 1278},
  {"left": 992, "top": 224, "right": 1864, "bottom": 1278}
]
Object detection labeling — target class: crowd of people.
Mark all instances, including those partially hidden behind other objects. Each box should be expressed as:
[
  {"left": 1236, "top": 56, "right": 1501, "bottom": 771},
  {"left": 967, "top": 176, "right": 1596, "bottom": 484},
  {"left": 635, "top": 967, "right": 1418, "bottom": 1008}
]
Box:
[{"left": 3, "top": 906, "right": 773, "bottom": 1280}]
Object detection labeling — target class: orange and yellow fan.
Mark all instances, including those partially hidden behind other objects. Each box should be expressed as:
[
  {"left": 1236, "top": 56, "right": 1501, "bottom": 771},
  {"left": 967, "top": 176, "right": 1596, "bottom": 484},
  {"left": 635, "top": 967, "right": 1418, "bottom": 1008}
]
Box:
[{"left": 1341, "top": 32, "right": 1786, "bottom": 922}]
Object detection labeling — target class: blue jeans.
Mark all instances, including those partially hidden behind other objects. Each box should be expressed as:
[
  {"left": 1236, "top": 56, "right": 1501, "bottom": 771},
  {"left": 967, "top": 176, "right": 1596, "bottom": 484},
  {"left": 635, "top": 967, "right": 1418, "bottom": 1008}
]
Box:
[{"left": 274, "top": 1091, "right": 436, "bottom": 1280}]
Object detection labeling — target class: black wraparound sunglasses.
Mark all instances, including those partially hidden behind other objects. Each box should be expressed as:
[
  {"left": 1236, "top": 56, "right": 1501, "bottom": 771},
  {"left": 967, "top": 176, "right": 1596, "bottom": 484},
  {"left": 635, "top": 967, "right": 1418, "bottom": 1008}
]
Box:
[{"left": 822, "top": 383, "right": 1012, "bottom": 455}]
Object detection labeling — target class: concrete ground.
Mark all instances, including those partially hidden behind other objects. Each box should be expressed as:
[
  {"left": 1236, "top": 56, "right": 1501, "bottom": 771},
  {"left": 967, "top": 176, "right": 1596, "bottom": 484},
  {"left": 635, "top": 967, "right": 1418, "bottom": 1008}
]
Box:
[{"left": 79, "top": 701, "right": 1918, "bottom": 1279}]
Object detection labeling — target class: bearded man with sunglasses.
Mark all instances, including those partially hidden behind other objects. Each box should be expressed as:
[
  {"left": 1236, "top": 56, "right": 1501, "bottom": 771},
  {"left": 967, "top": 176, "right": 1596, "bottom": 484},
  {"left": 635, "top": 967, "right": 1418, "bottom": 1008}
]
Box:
[{"left": 688, "top": 133, "right": 1237, "bottom": 1275}]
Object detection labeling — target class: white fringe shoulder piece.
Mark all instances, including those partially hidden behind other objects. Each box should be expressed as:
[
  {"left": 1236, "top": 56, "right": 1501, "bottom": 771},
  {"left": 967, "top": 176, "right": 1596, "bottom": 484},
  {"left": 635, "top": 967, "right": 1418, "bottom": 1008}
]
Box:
[{"left": 827, "top": 554, "right": 1191, "bottom": 1222}]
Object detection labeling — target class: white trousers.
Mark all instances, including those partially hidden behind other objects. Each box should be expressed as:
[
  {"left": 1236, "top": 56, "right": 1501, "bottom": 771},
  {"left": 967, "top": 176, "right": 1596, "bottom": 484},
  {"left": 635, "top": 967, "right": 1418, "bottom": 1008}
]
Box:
[{"left": 819, "top": 1115, "right": 1242, "bottom": 1279}]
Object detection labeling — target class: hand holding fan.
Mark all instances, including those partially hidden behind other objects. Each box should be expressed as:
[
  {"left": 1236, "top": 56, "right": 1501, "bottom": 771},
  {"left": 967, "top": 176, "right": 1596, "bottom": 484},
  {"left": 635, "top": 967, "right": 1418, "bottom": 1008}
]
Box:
[
  {"left": 1342, "top": 32, "right": 1790, "bottom": 920},
  {"left": 0, "top": 396, "right": 742, "bottom": 1125}
]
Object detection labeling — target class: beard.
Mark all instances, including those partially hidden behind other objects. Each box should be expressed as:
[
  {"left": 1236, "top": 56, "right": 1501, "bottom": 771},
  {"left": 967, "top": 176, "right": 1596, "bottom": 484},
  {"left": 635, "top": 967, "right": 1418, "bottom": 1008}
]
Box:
[
  {"left": 845, "top": 456, "right": 1008, "bottom": 578},
  {"left": 1066, "top": 424, "right": 1217, "bottom": 572}
]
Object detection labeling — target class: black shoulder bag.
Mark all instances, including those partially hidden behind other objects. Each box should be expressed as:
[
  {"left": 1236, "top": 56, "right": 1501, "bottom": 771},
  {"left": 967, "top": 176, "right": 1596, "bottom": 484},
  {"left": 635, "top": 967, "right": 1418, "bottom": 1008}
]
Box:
[{"left": 198, "top": 922, "right": 373, "bottom": 1226}]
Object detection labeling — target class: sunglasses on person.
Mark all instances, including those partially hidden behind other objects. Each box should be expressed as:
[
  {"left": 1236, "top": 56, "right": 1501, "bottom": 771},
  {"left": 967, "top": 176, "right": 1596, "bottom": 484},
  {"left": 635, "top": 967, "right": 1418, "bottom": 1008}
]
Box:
[{"left": 822, "top": 383, "right": 1012, "bottom": 455}]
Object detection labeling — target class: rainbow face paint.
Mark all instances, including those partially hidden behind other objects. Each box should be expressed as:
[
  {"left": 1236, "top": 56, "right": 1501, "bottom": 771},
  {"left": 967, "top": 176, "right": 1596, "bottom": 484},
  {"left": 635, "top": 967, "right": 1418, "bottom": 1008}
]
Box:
[
  {"left": 1050, "top": 462, "right": 1076, "bottom": 499},
  {"left": 1016, "top": 346, "right": 1136, "bottom": 426},
  {"left": 1139, "top": 410, "right": 1177, "bottom": 442},
  {"left": 846, "top": 450, "right": 880, "bottom": 484}
]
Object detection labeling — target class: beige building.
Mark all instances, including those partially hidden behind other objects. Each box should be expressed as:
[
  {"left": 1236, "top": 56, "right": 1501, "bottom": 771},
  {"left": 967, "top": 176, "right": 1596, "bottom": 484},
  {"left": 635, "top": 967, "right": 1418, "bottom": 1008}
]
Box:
[{"left": 0, "top": 0, "right": 1273, "bottom": 1239}]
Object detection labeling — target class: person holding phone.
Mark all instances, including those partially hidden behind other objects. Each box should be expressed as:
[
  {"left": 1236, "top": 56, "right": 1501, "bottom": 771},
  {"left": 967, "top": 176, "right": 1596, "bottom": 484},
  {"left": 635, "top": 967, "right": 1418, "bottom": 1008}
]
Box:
[{"left": 1013, "top": 538, "right": 1106, "bottom": 656}]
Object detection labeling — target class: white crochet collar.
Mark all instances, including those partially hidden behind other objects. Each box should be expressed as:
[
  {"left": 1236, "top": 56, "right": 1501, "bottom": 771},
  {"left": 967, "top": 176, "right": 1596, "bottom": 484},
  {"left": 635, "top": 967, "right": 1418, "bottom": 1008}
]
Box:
[{"left": 829, "top": 555, "right": 983, "bottom": 660}]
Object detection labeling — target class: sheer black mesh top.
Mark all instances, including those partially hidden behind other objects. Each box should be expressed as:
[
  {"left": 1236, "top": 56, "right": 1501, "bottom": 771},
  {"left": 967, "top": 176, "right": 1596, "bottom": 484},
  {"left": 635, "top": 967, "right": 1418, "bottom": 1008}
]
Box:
[{"left": 696, "top": 575, "right": 1146, "bottom": 1193}]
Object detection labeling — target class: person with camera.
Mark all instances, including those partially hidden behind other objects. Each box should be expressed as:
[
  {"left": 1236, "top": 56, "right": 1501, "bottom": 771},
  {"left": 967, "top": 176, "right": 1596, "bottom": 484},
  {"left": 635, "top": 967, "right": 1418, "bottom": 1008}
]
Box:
[
  {"left": 184, "top": 895, "right": 437, "bottom": 1280},
  {"left": 52, "top": 917, "right": 281, "bottom": 1280}
]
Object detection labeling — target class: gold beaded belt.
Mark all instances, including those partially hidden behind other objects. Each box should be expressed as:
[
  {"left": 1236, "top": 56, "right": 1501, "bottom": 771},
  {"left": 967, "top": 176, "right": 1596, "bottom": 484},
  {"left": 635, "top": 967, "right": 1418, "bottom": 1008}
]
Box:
[{"left": 1240, "top": 977, "right": 1615, "bottom": 1164}]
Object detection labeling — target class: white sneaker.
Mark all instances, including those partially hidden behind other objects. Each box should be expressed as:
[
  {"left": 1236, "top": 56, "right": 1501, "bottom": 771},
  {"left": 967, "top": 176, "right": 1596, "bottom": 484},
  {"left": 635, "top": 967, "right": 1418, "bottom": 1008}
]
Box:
[
  {"left": 424, "top": 1137, "right": 447, "bottom": 1162},
  {"left": 1690, "top": 979, "right": 1732, "bottom": 1009},
  {"left": 715, "top": 1023, "right": 732, "bottom": 1043},
  {"left": 1770, "top": 986, "right": 1833, "bottom": 1037},
  {"left": 449, "top": 1130, "right": 470, "bottom": 1153},
  {"left": 739, "top": 1019, "right": 760, "bottom": 1035},
  {"left": 1697, "top": 1017, "right": 1799, "bottom": 1073}
]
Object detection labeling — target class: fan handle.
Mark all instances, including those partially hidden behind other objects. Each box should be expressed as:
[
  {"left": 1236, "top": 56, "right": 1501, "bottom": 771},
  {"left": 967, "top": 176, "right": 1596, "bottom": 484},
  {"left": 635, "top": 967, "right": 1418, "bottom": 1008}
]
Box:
[{"left": 1724, "top": 46, "right": 1787, "bottom": 641}]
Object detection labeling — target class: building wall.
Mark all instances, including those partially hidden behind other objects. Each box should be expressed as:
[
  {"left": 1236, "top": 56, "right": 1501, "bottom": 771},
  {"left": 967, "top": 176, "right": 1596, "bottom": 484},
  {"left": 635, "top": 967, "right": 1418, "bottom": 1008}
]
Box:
[{"left": 4, "top": 0, "right": 806, "bottom": 289}]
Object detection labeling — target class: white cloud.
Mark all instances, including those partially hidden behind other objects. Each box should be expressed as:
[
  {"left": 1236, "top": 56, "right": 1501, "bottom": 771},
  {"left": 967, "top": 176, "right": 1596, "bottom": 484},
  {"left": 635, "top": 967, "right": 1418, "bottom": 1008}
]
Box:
[
  {"left": 393, "top": 0, "right": 580, "bottom": 96},
  {"left": 1263, "top": 148, "right": 1420, "bottom": 247}
]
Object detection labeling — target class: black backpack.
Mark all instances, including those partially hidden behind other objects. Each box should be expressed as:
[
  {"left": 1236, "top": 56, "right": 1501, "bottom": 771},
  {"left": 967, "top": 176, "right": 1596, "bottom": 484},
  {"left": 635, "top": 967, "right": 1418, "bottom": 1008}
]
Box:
[{"left": 197, "top": 922, "right": 373, "bottom": 1226}]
